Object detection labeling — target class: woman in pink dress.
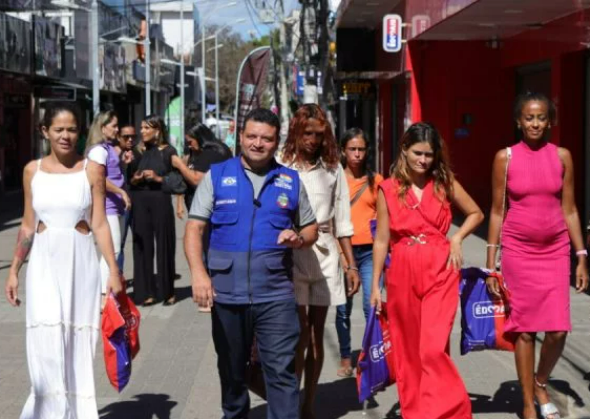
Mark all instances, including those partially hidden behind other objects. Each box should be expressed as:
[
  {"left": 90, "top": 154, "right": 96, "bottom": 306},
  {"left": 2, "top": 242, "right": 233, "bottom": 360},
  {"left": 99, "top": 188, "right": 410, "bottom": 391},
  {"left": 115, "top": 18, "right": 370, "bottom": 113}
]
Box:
[{"left": 486, "top": 92, "right": 588, "bottom": 419}]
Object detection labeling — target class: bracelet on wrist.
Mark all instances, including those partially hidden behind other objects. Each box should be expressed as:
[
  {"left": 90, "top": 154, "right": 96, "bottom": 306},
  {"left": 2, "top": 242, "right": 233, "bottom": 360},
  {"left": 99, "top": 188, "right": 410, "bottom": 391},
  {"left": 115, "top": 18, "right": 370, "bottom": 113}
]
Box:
[
  {"left": 486, "top": 271, "right": 503, "bottom": 280},
  {"left": 486, "top": 244, "right": 500, "bottom": 248},
  {"left": 576, "top": 249, "right": 588, "bottom": 257},
  {"left": 347, "top": 266, "right": 359, "bottom": 272}
]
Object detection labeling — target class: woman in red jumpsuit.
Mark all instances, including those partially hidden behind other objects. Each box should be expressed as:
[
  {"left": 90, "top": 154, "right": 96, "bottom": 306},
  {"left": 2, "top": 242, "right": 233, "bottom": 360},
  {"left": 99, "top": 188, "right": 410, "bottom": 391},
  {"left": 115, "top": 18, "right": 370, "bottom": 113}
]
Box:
[{"left": 371, "top": 122, "right": 484, "bottom": 419}]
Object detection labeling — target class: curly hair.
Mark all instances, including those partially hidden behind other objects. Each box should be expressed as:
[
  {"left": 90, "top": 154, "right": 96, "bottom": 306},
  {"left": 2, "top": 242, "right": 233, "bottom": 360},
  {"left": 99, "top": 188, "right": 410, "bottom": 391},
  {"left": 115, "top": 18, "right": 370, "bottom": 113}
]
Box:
[
  {"left": 391, "top": 122, "right": 455, "bottom": 203},
  {"left": 282, "top": 104, "right": 339, "bottom": 169}
]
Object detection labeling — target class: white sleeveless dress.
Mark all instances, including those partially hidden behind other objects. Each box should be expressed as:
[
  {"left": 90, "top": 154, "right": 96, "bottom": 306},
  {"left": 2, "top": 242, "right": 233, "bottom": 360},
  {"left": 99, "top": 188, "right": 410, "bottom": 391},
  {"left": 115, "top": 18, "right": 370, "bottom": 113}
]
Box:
[{"left": 21, "top": 159, "right": 101, "bottom": 419}]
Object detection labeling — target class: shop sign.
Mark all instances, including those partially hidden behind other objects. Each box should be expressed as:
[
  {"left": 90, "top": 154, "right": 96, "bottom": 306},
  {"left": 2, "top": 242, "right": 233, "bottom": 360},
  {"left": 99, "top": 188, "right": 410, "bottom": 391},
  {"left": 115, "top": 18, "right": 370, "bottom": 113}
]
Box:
[
  {"left": 165, "top": 97, "right": 183, "bottom": 157},
  {"left": 383, "top": 14, "right": 403, "bottom": 53},
  {"left": 34, "top": 86, "right": 76, "bottom": 101},
  {"left": 340, "top": 81, "right": 374, "bottom": 99},
  {"left": 411, "top": 15, "right": 431, "bottom": 38}
]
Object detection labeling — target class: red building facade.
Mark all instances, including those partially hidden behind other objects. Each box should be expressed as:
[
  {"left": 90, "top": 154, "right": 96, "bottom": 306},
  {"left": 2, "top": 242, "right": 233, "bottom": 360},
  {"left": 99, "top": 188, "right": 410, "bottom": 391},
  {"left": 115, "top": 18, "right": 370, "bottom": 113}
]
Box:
[{"left": 336, "top": 0, "right": 590, "bottom": 224}]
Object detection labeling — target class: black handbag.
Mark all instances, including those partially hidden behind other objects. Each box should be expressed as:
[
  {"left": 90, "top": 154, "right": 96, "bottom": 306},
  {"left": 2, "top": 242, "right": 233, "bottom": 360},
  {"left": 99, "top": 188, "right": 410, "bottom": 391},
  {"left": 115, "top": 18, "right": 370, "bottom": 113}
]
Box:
[
  {"left": 162, "top": 170, "right": 187, "bottom": 195},
  {"left": 160, "top": 147, "right": 187, "bottom": 195}
]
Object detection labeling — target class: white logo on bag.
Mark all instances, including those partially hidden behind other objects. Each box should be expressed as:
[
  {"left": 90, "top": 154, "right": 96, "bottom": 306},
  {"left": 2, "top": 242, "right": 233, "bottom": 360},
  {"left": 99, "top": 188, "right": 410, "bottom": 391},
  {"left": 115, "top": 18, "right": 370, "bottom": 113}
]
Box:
[
  {"left": 473, "top": 301, "right": 505, "bottom": 318},
  {"left": 369, "top": 340, "right": 391, "bottom": 362}
]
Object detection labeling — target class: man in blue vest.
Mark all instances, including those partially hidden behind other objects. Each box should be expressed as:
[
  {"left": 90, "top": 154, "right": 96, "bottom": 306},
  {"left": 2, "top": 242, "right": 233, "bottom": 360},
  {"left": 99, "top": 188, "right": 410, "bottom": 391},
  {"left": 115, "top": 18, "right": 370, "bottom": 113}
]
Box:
[{"left": 185, "top": 108, "right": 318, "bottom": 419}]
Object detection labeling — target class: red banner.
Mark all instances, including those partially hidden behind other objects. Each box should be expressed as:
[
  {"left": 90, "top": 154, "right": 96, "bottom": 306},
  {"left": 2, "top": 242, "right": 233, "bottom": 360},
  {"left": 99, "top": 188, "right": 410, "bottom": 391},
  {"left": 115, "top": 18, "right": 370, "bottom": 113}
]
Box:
[{"left": 235, "top": 46, "right": 271, "bottom": 132}]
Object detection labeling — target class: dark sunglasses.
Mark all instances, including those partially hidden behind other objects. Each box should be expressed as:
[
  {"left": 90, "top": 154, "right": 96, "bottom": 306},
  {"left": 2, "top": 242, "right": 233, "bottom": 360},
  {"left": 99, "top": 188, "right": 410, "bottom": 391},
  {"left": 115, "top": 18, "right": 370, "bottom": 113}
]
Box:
[{"left": 121, "top": 134, "right": 136, "bottom": 140}]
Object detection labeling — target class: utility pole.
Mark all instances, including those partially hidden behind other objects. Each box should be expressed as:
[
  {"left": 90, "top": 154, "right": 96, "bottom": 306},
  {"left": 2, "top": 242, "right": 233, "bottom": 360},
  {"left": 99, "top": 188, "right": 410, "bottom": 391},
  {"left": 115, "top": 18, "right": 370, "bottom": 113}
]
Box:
[
  {"left": 214, "top": 34, "right": 220, "bottom": 138},
  {"left": 91, "top": 0, "right": 99, "bottom": 115},
  {"left": 278, "top": 0, "right": 289, "bottom": 138},
  {"left": 145, "top": 0, "right": 151, "bottom": 115}
]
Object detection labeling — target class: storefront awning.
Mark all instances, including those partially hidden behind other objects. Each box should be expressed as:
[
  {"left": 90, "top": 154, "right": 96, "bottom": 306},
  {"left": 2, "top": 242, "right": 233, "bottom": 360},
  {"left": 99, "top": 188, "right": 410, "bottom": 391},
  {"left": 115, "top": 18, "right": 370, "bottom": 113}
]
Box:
[
  {"left": 414, "top": 0, "right": 590, "bottom": 41},
  {"left": 335, "top": 0, "right": 400, "bottom": 29}
]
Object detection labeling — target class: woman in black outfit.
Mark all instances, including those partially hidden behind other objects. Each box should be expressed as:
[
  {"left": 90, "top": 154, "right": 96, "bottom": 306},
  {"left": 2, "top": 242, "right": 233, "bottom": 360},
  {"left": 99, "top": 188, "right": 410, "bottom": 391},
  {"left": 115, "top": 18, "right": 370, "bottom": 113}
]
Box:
[
  {"left": 174, "top": 123, "right": 232, "bottom": 217},
  {"left": 128, "top": 115, "right": 177, "bottom": 306}
]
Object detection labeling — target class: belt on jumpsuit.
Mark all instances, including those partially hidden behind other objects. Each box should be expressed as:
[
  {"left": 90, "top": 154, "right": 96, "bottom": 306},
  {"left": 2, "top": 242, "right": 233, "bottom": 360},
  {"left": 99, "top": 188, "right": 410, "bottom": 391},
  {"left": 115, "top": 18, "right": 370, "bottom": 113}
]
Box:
[{"left": 404, "top": 233, "right": 427, "bottom": 246}]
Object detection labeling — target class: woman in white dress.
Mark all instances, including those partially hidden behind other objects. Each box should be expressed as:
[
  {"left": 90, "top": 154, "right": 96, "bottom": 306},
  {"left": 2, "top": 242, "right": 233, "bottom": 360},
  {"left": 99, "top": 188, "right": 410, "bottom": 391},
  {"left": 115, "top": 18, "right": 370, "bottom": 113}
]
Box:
[
  {"left": 4, "top": 102, "right": 122, "bottom": 419},
  {"left": 281, "top": 104, "right": 360, "bottom": 419}
]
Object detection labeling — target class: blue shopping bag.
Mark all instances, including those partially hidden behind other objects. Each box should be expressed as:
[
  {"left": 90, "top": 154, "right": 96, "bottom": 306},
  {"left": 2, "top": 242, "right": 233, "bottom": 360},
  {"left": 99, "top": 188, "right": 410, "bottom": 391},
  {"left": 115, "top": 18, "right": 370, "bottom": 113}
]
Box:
[
  {"left": 459, "top": 267, "right": 515, "bottom": 355},
  {"left": 356, "top": 306, "right": 395, "bottom": 402}
]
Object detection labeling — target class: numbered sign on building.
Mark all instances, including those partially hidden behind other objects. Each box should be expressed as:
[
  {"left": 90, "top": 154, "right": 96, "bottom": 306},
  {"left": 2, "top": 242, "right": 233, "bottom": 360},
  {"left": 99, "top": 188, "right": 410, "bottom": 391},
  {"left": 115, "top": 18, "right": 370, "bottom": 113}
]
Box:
[{"left": 383, "top": 14, "right": 403, "bottom": 53}]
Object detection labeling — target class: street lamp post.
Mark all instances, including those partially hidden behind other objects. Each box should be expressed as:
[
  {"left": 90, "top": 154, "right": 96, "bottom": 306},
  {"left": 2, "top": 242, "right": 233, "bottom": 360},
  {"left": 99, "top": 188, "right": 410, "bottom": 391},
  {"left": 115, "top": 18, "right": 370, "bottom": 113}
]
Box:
[
  {"left": 180, "top": 4, "right": 184, "bottom": 149},
  {"left": 210, "top": 18, "right": 245, "bottom": 138},
  {"left": 207, "top": 41, "right": 224, "bottom": 139},
  {"left": 198, "top": 1, "right": 237, "bottom": 124}
]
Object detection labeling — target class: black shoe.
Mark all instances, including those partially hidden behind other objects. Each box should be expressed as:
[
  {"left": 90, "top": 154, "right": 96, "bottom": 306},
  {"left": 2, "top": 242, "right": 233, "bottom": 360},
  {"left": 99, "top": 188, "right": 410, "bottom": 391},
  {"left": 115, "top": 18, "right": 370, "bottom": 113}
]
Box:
[
  {"left": 142, "top": 297, "right": 156, "bottom": 307},
  {"left": 163, "top": 296, "right": 176, "bottom": 306}
]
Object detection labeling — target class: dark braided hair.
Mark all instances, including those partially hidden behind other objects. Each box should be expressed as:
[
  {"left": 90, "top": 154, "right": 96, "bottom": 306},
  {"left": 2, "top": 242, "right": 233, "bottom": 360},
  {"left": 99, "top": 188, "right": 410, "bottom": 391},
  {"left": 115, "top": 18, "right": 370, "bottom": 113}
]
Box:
[{"left": 340, "top": 127, "right": 375, "bottom": 190}]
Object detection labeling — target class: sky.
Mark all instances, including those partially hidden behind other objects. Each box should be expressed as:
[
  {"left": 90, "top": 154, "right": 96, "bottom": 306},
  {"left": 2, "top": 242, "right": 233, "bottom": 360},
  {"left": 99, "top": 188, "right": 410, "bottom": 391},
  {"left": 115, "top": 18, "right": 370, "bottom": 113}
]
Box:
[{"left": 201, "top": 0, "right": 301, "bottom": 40}]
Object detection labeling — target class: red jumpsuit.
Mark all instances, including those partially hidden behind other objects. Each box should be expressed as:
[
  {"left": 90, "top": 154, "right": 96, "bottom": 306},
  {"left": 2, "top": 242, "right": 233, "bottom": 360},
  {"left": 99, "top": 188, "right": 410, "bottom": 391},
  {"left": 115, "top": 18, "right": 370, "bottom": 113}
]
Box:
[{"left": 381, "top": 179, "right": 471, "bottom": 419}]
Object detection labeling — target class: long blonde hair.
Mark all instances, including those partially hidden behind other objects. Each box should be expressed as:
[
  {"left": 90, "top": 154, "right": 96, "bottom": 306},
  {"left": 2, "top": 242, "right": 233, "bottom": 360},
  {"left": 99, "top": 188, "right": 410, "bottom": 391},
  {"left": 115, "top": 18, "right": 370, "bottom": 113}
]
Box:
[
  {"left": 391, "top": 122, "right": 454, "bottom": 202},
  {"left": 86, "top": 110, "right": 117, "bottom": 153}
]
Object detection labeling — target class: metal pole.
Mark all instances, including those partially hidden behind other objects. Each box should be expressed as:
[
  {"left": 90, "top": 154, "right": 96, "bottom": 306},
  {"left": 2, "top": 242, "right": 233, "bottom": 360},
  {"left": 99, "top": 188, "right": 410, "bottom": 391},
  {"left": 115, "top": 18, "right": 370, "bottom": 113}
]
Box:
[
  {"left": 201, "top": 18, "right": 206, "bottom": 124},
  {"left": 90, "top": 0, "right": 99, "bottom": 115},
  {"left": 145, "top": 0, "right": 151, "bottom": 115},
  {"left": 215, "top": 34, "right": 220, "bottom": 139},
  {"left": 278, "top": 0, "right": 289, "bottom": 139},
  {"left": 180, "top": 4, "right": 185, "bottom": 147}
]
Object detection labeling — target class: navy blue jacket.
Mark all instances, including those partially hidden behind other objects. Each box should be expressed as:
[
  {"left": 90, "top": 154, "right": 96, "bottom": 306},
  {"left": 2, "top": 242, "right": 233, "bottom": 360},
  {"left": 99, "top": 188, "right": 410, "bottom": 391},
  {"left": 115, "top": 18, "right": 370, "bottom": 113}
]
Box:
[{"left": 208, "top": 157, "right": 300, "bottom": 304}]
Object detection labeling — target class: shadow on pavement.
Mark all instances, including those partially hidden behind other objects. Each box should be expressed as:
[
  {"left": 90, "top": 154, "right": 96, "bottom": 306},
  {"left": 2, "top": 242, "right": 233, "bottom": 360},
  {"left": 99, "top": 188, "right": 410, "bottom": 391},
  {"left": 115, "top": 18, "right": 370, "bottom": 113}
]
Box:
[
  {"left": 470, "top": 380, "right": 522, "bottom": 416},
  {"left": 98, "top": 393, "right": 177, "bottom": 419},
  {"left": 471, "top": 378, "right": 585, "bottom": 418},
  {"left": 175, "top": 285, "right": 193, "bottom": 303},
  {"left": 249, "top": 377, "right": 402, "bottom": 419}
]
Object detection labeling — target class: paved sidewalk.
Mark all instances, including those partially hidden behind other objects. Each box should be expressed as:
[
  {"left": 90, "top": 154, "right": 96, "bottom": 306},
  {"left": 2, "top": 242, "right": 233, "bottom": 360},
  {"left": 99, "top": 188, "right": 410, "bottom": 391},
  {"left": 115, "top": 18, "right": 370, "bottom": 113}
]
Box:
[{"left": 1, "top": 199, "right": 590, "bottom": 418}]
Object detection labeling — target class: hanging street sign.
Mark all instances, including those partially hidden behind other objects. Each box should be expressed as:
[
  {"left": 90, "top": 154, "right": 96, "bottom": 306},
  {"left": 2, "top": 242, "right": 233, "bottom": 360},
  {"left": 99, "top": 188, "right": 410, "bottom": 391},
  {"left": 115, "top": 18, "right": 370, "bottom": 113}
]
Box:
[{"left": 383, "top": 14, "right": 403, "bottom": 53}]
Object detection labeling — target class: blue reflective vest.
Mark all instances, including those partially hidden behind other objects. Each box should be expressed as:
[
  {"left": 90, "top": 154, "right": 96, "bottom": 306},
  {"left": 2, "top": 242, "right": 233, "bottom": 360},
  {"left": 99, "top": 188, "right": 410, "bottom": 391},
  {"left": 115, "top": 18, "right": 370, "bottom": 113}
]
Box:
[{"left": 208, "top": 157, "right": 301, "bottom": 304}]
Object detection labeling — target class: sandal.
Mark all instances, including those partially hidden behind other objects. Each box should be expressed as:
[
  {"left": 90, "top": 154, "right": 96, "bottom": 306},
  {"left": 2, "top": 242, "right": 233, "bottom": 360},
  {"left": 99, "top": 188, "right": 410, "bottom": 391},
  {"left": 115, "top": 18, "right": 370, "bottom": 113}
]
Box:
[
  {"left": 142, "top": 297, "right": 156, "bottom": 307},
  {"left": 535, "top": 376, "right": 561, "bottom": 419},
  {"left": 163, "top": 296, "right": 176, "bottom": 306},
  {"left": 337, "top": 358, "right": 353, "bottom": 378}
]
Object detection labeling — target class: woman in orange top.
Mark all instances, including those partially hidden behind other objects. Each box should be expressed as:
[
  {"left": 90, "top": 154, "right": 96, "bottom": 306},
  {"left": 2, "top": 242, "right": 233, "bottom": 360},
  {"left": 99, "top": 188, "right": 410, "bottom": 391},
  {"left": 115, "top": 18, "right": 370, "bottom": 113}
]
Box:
[
  {"left": 371, "top": 122, "right": 483, "bottom": 418},
  {"left": 335, "top": 128, "right": 384, "bottom": 377}
]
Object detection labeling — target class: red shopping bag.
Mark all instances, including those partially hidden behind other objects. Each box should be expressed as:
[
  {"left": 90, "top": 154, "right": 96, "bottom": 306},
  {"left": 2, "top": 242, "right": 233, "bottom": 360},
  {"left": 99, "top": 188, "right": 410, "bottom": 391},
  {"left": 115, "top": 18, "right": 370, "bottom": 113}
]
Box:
[
  {"left": 356, "top": 305, "right": 396, "bottom": 402},
  {"left": 102, "top": 282, "right": 141, "bottom": 392}
]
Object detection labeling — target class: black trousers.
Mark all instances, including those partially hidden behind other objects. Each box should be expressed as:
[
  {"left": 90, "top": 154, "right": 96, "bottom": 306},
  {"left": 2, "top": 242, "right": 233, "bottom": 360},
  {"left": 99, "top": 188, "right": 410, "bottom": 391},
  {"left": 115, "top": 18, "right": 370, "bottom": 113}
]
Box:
[
  {"left": 212, "top": 299, "right": 300, "bottom": 419},
  {"left": 131, "top": 189, "right": 176, "bottom": 303}
]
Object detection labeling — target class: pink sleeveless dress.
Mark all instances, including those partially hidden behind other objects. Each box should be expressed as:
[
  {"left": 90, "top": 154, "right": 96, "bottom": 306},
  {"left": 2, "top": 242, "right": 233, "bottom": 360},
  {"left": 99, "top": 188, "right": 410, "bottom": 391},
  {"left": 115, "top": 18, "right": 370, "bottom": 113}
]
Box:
[{"left": 502, "top": 141, "right": 571, "bottom": 332}]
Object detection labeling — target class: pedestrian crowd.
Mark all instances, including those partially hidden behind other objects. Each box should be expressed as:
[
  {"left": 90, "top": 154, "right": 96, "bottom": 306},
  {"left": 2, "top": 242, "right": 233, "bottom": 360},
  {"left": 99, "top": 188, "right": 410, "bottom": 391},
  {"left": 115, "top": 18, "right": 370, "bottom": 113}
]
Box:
[{"left": 4, "top": 91, "right": 589, "bottom": 419}]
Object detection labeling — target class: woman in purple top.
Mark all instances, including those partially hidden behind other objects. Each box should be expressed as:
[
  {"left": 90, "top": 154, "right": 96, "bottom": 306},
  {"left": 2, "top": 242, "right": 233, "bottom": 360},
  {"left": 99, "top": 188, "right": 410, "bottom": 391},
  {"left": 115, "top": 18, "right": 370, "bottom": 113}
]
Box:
[{"left": 86, "top": 110, "right": 131, "bottom": 297}]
